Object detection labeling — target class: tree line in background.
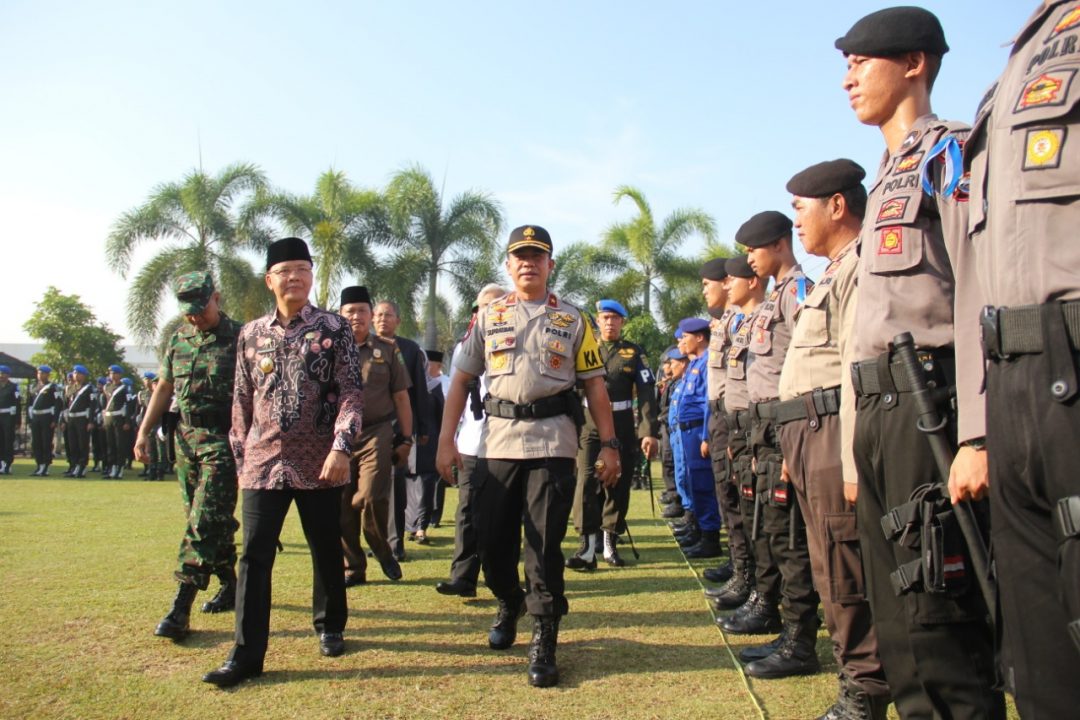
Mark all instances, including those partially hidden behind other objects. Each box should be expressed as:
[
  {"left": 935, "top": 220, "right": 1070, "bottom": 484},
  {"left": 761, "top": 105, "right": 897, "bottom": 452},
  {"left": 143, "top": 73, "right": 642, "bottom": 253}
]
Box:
[{"left": 28, "top": 162, "right": 737, "bottom": 368}]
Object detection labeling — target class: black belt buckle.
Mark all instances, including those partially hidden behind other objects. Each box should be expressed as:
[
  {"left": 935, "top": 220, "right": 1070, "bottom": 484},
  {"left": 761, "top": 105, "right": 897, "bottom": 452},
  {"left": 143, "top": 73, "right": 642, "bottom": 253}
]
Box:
[{"left": 980, "top": 305, "right": 1007, "bottom": 362}]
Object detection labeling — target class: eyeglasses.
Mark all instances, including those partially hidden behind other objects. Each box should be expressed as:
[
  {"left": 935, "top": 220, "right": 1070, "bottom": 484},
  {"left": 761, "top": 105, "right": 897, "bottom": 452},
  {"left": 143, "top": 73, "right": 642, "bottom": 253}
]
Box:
[{"left": 268, "top": 266, "right": 312, "bottom": 279}]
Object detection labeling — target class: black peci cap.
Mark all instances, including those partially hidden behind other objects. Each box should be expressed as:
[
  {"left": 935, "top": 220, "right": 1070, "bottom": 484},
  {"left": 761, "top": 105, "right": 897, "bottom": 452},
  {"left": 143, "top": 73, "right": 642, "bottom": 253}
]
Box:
[
  {"left": 507, "top": 225, "right": 553, "bottom": 254},
  {"left": 700, "top": 257, "right": 729, "bottom": 281},
  {"left": 835, "top": 6, "right": 949, "bottom": 58},
  {"left": 266, "top": 237, "right": 313, "bottom": 272},
  {"left": 786, "top": 159, "right": 867, "bottom": 198},
  {"left": 340, "top": 286, "right": 372, "bottom": 307},
  {"left": 725, "top": 255, "right": 758, "bottom": 279},
  {"left": 735, "top": 211, "right": 793, "bottom": 249}
]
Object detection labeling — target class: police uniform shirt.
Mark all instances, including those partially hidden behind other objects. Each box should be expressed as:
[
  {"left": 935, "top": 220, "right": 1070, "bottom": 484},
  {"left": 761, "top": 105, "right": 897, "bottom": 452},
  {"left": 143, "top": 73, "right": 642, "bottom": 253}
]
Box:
[
  {"left": 0, "top": 380, "right": 20, "bottom": 414},
  {"left": 597, "top": 338, "right": 658, "bottom": 438},
  {"left": 453, "top": 291, "right": 605, "bottom": 459},
  {"left": 67, "top": 382, "right": 95, "bottom": 417},
  {"left": 747, "top": 266, "right": 810, "bottom": 404},
  {"left": 30, "top": 382, "right": 62, "bottom": 419},
  {"left": 724, "top": 312, "right": 753, "bottom": 413},
  {"left": 355, "top": 333, "right": 411, "bottom": 423},
  {"left": 966, "top": 1, "right": 1080, "bottom": 310},
  {"left": 855, "top": 113, "right": 987, "bottom": 441},
  {"left": 707, "top": 307, "right": 738, "bottom": 401}
]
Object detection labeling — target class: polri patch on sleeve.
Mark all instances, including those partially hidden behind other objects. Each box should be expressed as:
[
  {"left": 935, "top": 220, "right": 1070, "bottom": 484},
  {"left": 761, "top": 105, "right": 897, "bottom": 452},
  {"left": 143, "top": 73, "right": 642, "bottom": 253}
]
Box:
[{"left": 1023, "top": 127, "right": 1066, "bottom": 170}]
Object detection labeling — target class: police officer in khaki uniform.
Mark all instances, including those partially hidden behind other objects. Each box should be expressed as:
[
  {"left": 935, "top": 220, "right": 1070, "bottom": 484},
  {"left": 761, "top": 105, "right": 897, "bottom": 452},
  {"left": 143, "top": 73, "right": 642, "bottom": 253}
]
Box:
[
  {"left": 437, "top": 224, "right": 619, "bottom": 688},
  {"left": 836, "top": 7, "right": 1003, "bottom": 718},
  {"left": 700, "top": 258, "right": 742, "bottom": 585},
  {"left": 776, "top": 160, "right": 889, "bottom": 719},
  {"left": 961, "top": 3, "right": 1080, "bottom": 715},
  {"left": 710, "top": 256, "right": 765, "bottom": 613},
  {"left": 567, "top": 299, "right": 658, "bottom": 570},
  {"left": 338, "top": 285, "right": 413, "bottom": 584},
  {"left": 721, "top": 212, "right": 821, "bottom": 682}
]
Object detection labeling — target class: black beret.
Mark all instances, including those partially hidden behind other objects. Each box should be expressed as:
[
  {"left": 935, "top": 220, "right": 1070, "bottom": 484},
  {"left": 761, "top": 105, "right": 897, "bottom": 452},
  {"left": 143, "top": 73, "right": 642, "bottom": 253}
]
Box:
[
  {"left": 700, "top": 257, "right": 729, "bottom": 281},
  {"left": 835, "top": 6, "right": 949, "bottom": 57},
  {"left": 507, "top": 225, "right": 553, "bottom": 254},
  {"left": 735, "top": 211, "right": 793, "bottom": 248},
  {"left": 340, "top": 285, "right": 371, "bottom": 307},
  {"left": 786, "top": 159, "right": 867, "bottom": 198},
  {"left": 426, "top": 350, "right": 444, "bottom": 363},
  {"left": 725, "top": 255, "right": 758, "bottom": 279},
  {"left": 266, "top": 237, "right": 313, "bottom": 271}
]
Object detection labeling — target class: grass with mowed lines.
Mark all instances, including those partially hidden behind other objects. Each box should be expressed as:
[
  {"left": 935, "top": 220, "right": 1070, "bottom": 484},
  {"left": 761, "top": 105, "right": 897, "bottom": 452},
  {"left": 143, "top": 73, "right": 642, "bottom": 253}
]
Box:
[{"left": 0, "top": 458, "right": 1015, "bottom": 719}]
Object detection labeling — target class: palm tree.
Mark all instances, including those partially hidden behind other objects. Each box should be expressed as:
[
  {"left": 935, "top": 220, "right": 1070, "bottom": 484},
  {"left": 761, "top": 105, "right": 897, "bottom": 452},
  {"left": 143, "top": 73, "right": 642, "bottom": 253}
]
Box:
[
  {"left": 106, "top": 162, "right": 272, "bottom": 344},
  {"left": 601, "top": 185, "right": 717, "bottom": 322},
  {"left": 382, "top": 164, "right": 503, "bottom": 348},
  {"left": 247, "top": 169, "right": 383, "bottom": 309},
  {"left": 548, "top": 241, "right": 628, "bottom": 309}
]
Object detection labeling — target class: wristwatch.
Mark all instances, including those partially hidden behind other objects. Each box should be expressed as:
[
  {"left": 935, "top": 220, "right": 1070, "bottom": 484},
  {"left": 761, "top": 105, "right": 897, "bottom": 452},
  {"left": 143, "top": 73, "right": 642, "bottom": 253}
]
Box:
[{"left": 600, "top": 437, "right": 622, "bottom": 450}]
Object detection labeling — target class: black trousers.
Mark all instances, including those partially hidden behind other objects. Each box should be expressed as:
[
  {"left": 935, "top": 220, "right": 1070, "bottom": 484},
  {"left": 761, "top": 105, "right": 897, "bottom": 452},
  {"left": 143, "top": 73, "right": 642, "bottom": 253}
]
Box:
[
  {"left": 473, "top": 456, "right": 575, "bottom": 617},
  {"left": 30, "top": 416, "right": 55, "bottom": 466},
  {"left": 230, "top": 486, "right": 347, "bottom": 667},
  {"left": 104, "top": 417, "right": 125, "bottom": 468},
  {"left": 854, "top": 391, "right": 1003, "bottom": 720},
  {"left": 987, "top": 347, "right": 1080, "bottom": 719},
  {"left": 387, "top": 465, "right": 408, "bottom": 555},
  {"left": 447, "top": 454, "right": 481, "bottom": 588},
  {"left": 573, "top": 411, "right": 637, "bottom": 535},
  {"left": 710, "top": 409, "right": 751, "bottom": 568},
  {"left": 65, "top": 418, "right": 90, "bottom": 467},
  {"left": 0, "top": 415, "right": 16, "bottom": 467},
  {"left": 659, "top": 425, "right": 676, "bottom": 494}
]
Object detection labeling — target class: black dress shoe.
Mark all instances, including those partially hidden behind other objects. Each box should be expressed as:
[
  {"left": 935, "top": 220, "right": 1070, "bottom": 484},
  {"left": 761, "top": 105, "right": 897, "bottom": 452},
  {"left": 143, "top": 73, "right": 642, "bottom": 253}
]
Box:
[
  {"left": 739, "top": 632, "right": 784, "bottom": 662},
  {"left": 202, "top": 660, "right": 262, "bottom": 688},
  {"left": 344, "top": 572, "right": 367, "bottom": 587},
  {"left": 435, "top": 580, "right": 477, "bottom": 597},
  {"left": 379, "top": 556, "right": 403, "bottom": 581},
  {"left": 319, "top": 632, "right": 346, "bottom": 657}
]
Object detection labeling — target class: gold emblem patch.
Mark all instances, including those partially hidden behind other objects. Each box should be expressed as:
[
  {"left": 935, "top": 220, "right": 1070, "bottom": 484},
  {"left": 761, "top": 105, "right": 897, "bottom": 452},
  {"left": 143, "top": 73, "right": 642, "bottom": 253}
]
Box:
[
  {"left": 547, "top": 312, "right": 575, "bottom": 328},
  {"left": 895, "top": 152, "right": 923, "bottom": 174},
  {"left": 1024, "top": 128, "right": 1065, "bottom": 170},
  {"left": 490, "top": 351, "right": 509, "bottom": 371},
  {"left": 1018, "top": 73, "right": 1066, "bottom": 109},
  {"left": 1052, "top": 7, "right": 1080, "bottom": 36}
]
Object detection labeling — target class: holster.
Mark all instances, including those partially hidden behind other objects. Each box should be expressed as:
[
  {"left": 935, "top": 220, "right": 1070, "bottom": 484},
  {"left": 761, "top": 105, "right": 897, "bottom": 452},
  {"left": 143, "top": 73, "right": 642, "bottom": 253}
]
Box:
[{"left": 881, "top": 483, "right": 971, "bottom": 597}]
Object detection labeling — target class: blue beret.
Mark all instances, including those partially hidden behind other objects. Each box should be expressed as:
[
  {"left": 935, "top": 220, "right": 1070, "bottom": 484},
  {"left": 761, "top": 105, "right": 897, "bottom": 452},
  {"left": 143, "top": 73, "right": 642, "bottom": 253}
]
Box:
[
  {"left": 673, "top": 328, "right": 683, "bottom": 340},
  {"left": 108, "top": 364, "right": 123, "bottom": 373},
  {"left": 143, "top": 371, "right": 157, "bottom": 380},
  {"left": 97, "top": 377, "right": 107, "bottom": 385},
  {"left": 0, "top": 365, "right": 10, "bottom": 374},
  {"left": 38, "top": 365, "right": 52, "bottom": 373},
  {"left": 595, "top": 299, "right": 628, "bottom": 318},
  {"left": 72, "top": 364, "right": 89, "bottom": 376},
  {"left": 121, "top": 377, "right": 133, "bottom": 386},
  {"left": 678, "top": 317, "right": 710, "bottom": 335},
  {"left": 665, "top": 346, "right": 688, "bottom": 361}
]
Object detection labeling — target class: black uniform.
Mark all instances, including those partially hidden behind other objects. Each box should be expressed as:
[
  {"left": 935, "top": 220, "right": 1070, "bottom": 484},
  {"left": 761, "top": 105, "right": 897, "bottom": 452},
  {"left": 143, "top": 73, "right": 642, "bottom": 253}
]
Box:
[
  {"left": 64, "top": 382, "right": 95, "bottom": 475},
  {"left": 0, "top": 379, "right": 21, "bottom": 473},
  {"left": 28, "top": 381, "right": 63, "bottom": 472},
  {"left": 103, "top": 383, "right": 133, "bottom": 477}
]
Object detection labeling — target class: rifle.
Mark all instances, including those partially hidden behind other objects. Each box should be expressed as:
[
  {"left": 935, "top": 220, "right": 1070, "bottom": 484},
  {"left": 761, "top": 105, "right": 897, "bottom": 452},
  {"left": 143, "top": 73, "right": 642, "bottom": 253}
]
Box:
[{"left": 891, "top": 332, "right": 996, "bottom": 622}]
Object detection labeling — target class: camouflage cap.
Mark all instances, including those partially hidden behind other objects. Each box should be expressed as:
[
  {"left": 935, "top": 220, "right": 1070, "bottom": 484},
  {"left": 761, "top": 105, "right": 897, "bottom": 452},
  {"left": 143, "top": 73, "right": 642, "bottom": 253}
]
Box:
[{"left": 175, "top": 271, "right": 215, "bottom": 315}]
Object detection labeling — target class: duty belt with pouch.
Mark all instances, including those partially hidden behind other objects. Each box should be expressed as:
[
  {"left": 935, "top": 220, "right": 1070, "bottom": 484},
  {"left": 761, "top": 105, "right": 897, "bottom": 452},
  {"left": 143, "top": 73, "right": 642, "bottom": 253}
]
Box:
[
  {"left": 67, "top": 411, "right": 90, "bottom": 419},
  {"left": 980, "top": 300, "right": 1080, "bottom": 361},
  {"left": 483, "top": 390, "right": 583, "bottom": 428},
  {"left": 851, "top": 348, "right": 955, "bottom": 399},
  {"left": 181, "top": 410, "right": 232, "bottom": 431},
  {"left": 880, "top": 483, "right": 971, "bottom": 598},
  {"left": 773, "top": 386, "right": 841, "bottom": 426}
]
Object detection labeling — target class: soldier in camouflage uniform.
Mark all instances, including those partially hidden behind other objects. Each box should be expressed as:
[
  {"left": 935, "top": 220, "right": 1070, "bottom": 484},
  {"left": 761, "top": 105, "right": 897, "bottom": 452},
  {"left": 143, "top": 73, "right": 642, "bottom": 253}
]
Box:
[{"left": 135, "top": 271, "right": 241, "bottom": 641}]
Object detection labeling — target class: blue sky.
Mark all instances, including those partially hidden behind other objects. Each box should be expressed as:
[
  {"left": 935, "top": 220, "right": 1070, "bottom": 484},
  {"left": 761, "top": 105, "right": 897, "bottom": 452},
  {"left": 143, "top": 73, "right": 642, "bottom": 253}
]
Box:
[{"left": 0, "top": 1, "right": 1032, "bottom": 344}]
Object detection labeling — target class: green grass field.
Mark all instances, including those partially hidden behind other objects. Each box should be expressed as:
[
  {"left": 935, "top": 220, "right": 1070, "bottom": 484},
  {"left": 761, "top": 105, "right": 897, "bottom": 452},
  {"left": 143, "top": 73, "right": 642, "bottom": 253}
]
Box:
[{"left": 0, "top": 458, "right": 1015, "bottom": 719}]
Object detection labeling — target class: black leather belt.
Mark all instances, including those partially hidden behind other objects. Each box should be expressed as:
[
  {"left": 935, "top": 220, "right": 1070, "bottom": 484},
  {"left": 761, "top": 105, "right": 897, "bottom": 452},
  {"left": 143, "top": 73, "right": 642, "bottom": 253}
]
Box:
[
  {"left": 677, "top": 418, "right": 704, "bottom": 431},
  {"left": 852, "top": 349, "right": 954, "bottom": 397},
  {"left": 774, "top": 386, "right": 841, "bottom": 425},
  {"left": 483, "top": 391, "right": 576, "bottom": 420},
  {"left": 982, "top": 301, "right": 1080, "bottom": 360},
  {"left": 181, "top": 411, "right": 232, "bottom": 430},
  {"left": 725, "top": 409, "right": 750, "bottom": 431},
  {"left": 748, "top": 400, "right": 779, "bottom": 422}
]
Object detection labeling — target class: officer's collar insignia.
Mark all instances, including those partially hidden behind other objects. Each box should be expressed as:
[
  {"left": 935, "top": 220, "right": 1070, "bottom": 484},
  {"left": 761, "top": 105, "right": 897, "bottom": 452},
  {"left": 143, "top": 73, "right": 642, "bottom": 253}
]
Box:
[
  {"left": 899, "top": 129, "right": 922, "bottom": 153},
  {"left": 1017, "top": 72, "right": 1070, "bottom": 110},
  {"left": 503, "top": 292, "right": 518, "bottom": 306},
  {"left": 1051, "top": 7, "right": 1080, "bottom": 38},
  {"left": 895, "top": 152, "right": 923, "bottom": 174},
  {"left": 547, "top": 293, "right": 559, "bottom": 308}
]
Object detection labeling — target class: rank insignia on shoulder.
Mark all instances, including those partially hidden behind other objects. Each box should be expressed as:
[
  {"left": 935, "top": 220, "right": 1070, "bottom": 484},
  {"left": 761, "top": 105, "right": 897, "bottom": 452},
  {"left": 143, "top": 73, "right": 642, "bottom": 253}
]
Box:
[
  {"left": 1024, "top": 127, "right": 1065, "bottom": 170},
  {"left": 618, "top": 348, "right": 636, "bottom": 359},
  {"left": 1016, "top": 71, "right": 1072, "bottom": 111},
  {"left": 899, "top": 130, "right": 922, "bottom": 153},
  {"left": 1051, "top": 7, "right": 1080, "bottom": 38},
  {"left": 547, "top": 311, "right": 575, "bottom": 328},
  {"left": 878, "top": 226, "right": 903, "bottom": 255}
]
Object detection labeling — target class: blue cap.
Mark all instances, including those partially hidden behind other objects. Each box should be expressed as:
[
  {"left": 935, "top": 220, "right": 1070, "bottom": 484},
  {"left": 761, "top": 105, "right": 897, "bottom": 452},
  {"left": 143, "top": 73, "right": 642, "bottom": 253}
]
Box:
[
  {"left": 678, "top": 317, "right": 710, "bottom": 335},
  {"left": 664, "top": 346, "right": 688, "bottom": 361},
  {"left": 143, "top": 371, "right": 157, "bottom": 380},
  {"left": 38, "top": 365, "right": 52, "bottom": 373},
  {"left": 121, "top": 377, "right": 133, "bottom": 386},
  {"left": 673, "top": 328, "right": 683, "bottom": 339},
  {"left": 97, "top": 377, "right": 107, "bottom": 385},
  {"left": 108, "top": 364, "right": 123, "bottom": 373},
  {"left": 595, "top": 299, "right": 628, "bottom": 318},
  {"left": 72, "top": 364, "right": 89, "bottom": 376},
  {"left": 0, "top": 365, "right": 10, "bottom": 374}
]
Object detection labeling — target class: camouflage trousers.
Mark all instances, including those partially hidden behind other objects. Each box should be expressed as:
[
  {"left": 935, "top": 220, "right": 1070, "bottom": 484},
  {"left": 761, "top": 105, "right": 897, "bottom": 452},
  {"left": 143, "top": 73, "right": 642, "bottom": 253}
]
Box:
[{"left": 174, "top": 426, "right": 239, "bottom": 589}]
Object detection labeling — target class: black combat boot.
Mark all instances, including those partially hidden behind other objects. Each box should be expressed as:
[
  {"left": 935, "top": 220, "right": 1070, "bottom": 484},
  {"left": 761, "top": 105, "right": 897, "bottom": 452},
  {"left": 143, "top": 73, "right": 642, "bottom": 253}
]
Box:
[
  {"left": 719, "top": 591, "right": 782, "bottom": 635},
  {"left": 565, "top": 532, "right": 599, "bottom": 571},
  {"left": 602, "top": 530, "right": 624, "bottom": 567},
  {"left": 154, "top": 582, "right": 198, "bottom": 640},
  {"left": 527, "top": 616, "right": 560, "bottom": 688},
  {"left": 201, "top": 568, "right": 237, "bottom": 613},
  {"left": 659, "top": 490, "right": 678, "bottom": 505},
  {"left": 660, "top": 501, "right": 684, "bottom": 519},
  {"left": 488, "top": 595, "right": 526, "bottom": 649},
  {"left": 684, "top": 530, "right": 723, "bottom": 558},
  {"left": 703, "top": 559, "right": 734, "bottom": 583},
  {"left": 73, "top": 465, "right": 85, "bottom": 478},
  {"left": 707, "top": 562, "right": 753, "bottom": 609},
  {"left": 816, "top": 676, "right": 890, "bottom": 720},
  {"left": 739, "top": 630, "right": 785, "bottom": 662},
  {"left": 62, "top": 464, "right": 75, "bottom": 477},
  {"left": 744, "top": 618, "right": 821, "bottom": 678}
]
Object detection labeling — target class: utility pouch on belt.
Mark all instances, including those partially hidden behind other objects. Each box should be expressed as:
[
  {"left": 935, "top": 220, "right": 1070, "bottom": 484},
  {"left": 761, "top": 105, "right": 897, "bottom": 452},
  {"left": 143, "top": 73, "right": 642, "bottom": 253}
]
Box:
[
  {"left": 882, "top": 483, "right": 971, "bottom": 597},
  {"left": 762, "top": 456, "right": 788, "bottom": 509}
]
